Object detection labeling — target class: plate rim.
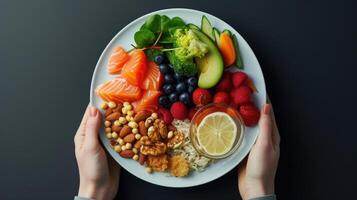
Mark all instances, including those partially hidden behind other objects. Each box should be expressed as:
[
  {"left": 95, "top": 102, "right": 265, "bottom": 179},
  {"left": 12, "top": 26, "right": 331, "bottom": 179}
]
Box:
[{"left": 90, "top": 8, "right": 266, "bottom": 188}]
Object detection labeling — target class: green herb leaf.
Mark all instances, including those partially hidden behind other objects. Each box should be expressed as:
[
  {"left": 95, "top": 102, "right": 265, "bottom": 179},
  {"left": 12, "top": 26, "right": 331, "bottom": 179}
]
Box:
[
  {"left": 134, "top": 29, "right": 156, "bottom": 47},
  {"left": 160, "top": 15, "right": 170, "bottom": 32},
  {"left": 142, "top": 14, "right": 161, "bottom": 33}
]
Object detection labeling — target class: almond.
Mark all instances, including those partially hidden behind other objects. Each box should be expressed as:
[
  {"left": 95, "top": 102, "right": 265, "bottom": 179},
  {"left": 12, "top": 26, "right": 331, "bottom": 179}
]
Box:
[
  {"left": 138, "top": 153, "right": 146, "bottom": 165},
  {"left": 105, "top": 108, "right": 113, "bottom": 117},
  {"left": 119, "top": 150, "right": 134, "bottom": 158},
  {"left": 138, "top": 121, "right": 147, "bottom": 136},
  {"left": 119, "top": 125, "right": 131, "bottom": 138},
  {"left": 112, "top": 103, "right": 123, "bottom": 113},
  {"left": 123, "top": 133, "right": 135, "bottom": 143},
  {"left": 134, "top": 111, "right": 152, "bottom": 122},
  {"left": 112, "top": 125, "right": 122, "bottom": 133},
  {"left": 106, "top": 112, "right": 120, "bottom": 121},
  {"left": 134, "top": 140, "right": 142, "bottom": 149}
]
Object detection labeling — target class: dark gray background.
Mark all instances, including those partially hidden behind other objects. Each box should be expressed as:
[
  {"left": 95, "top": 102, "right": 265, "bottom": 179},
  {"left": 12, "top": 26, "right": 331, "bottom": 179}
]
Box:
[{"left": 1, "top": 0, "right": 356, "bottom": 199}]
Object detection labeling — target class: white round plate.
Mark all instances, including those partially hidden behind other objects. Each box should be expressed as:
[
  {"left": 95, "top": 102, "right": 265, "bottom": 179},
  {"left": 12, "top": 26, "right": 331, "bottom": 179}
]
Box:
[{"left": 90, "top": 8, "right": 266, "bottom": 188}]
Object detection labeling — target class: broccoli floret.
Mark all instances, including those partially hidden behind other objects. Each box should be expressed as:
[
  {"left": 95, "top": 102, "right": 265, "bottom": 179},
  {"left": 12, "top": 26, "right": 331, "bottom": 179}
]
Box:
[
  {"left": 166, "top": 51, "right": 197, "bottom": 76},
  {"left": 173, "top": 29, "right": 208, "bottom": 61}
]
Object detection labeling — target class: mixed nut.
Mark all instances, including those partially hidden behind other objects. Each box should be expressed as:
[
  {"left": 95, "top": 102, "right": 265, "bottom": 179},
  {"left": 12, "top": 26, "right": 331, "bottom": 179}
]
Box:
[{"left": 100, "top": 101, "right": 186, "bottom": 175}]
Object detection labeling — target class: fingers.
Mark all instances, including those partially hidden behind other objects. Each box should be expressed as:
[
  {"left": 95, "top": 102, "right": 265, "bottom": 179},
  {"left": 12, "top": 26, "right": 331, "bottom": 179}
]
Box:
[
  {"left": 83, "top": 106, "right": 102, "bottom": 150},
  {"left": 270, "top": 105, "right": 281, "bottom": 149},
  {"left": 74, "top": 104, "right": 90, "bottom": 148},
  {"left": 256, "top": 104, "right": 274, "bottom": 148}
]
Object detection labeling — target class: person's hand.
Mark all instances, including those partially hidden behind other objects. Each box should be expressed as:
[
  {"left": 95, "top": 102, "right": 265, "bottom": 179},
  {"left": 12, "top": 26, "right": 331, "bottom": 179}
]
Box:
[
  {"left": 238, "top": 103, "right": 280, "bottom": 200},
  {"left": 74, "top": 105, "right": 120, "bottom": 200}
]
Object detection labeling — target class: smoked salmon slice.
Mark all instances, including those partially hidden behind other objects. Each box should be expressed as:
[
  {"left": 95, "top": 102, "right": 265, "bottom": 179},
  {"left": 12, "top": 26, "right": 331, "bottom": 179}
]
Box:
[
  {"left": 96, "top": 76, "right": 142, "bottom": 103},
  {"left": 141, "top": 61, "right": 163, "bottom": 91},
  {"left": 107, "top": 47, "right": 130, "bottom": 74},
  {"left": 121, "top": 49, "right": 147, "bottom": 86},
  {"left": 132, "top": 90, "right": 161, "bottom": 113}
]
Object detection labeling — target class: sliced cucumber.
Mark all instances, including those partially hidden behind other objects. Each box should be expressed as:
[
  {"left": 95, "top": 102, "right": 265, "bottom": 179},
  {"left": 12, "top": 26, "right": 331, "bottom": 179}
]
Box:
[
  {"left": 213, "top": 27, "right": 221, "bottom": 46},
  {"left": 232, "top": 34, "right": 243, "bottom": 69},
  {"left": 187, "top": 23, "right": 199, "bottom": 30},
  {"left": 201, "top": 15, "right": 215, "bottom": 41},
  {"left": 222, "top": 29, "right": 232, "bottom": 36}
]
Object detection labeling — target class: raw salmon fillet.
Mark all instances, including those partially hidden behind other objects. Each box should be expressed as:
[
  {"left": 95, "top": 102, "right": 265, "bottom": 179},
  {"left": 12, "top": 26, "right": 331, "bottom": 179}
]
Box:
[
  {"left": 121, "top": 49, "right": 147, "bottom": 86},
  {"left": 132, "top": 90, "right": 161, "bottom": 112},
  {"left": 141, "top": 61, "right": 163, "bottom": 91},
  {"left": 107, "top": 47, "right": 130, "bottom": 74},
  {"left": 96, "top": 76, "right": 142, "bottom": 103}
]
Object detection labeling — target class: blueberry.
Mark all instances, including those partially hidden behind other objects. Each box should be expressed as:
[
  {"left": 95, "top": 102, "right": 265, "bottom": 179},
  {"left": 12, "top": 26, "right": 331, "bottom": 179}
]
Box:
[
  {"left": 163, "top": 84, "right": 175, "bottom": 94},
  {"left": 159, "top": 64, "right": 170, "bottom": 75},
  {"left": 164, "top": 74, "right": 175, "bottom": 84},
  {"left": 174, "top": 73, "right": 185, "bottom": 82},
  {"left": 179, "top": 92, "right": 191, "bottom": 105},
  {"left": 188, "top": 86, "right": 195, "bottom": 94},
  {"left": 158, "top": 95, "right": 169, "bottom": 107},
  {"left": 168, "top": 92, "right": 179, "bottom": 103},
  {"left": 154, "top": 55, "right": 164, "bottom": 65},
  {"left": 176, "top": 82, "right": 187, "bottom": 93},
  {"left": 187, "top": 76, "right": 198, "bottom": 87}
]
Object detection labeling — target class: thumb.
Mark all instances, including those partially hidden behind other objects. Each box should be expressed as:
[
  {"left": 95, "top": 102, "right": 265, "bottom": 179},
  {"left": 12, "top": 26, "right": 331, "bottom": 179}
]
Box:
[
  {"left": 84, "top": 106, "right": 101, "bottom": 150},
  {"left": 256, "top": 104, "right": 273, "bottom": 148}
]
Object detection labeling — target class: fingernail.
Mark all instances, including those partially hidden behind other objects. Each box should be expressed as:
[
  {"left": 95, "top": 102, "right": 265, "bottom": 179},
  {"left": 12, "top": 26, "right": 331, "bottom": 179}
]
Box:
[
  {"left": 263, "top": 104, "right": 271, "bottom": 114},
  {"left": 90, "top": 106, "right": 97, "bottom": 116}
]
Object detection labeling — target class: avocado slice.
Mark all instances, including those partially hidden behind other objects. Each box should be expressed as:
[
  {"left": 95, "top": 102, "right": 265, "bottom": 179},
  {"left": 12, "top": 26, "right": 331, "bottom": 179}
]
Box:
[{"left": 191, "top": 29, "right": 224, "bottom": 89}]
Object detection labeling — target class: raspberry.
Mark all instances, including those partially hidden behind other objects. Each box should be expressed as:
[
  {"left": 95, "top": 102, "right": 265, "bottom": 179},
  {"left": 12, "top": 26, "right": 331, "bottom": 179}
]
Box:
[
  {"left": 216, "top": 72, "right": 232, "bottom": 92},
  {"left": 170, "top": 102, "right": 188, "bottom": 120},
  {"left": 158, "top": 108, "right": 173, "bottom": 124},
  {"left": 231, "top": 86, "right": 251, "bottom": 105},
  {"left": 239, "top": 103, "right": 260, "bottom": 126},
  {"left": 232, "top": 71, "right": 248, "bottom": 88},
  {"left": 192, "top": 88, "right": 212, "bottom": 106},
  {"left": 213, "top": 91, "right": 231, "bottom": 105}
]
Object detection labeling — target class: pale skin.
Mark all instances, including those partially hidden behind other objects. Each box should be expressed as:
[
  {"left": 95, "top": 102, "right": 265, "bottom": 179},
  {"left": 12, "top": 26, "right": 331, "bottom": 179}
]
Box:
[{"left": 74, "top": 103, "right": 279, "bottom": 200}]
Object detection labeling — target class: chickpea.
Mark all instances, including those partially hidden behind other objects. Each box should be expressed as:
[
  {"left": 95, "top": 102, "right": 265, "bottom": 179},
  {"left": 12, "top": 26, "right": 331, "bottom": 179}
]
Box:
[
  {"left": 118, "top": 138, "right": 124, "bottom": 145},
  {"left": 104, "top": 121, "right": 111, "bottom": 127},
  {"left": 106, "top": 133, "right": 112, "bottom": 139},
  {"left": 129, "top": 117, "right": 134, "bottom": 122},
  {"left": 135, "top": 133, "right": 141, "bottom": 140},
  {"left": 126, "top": 115, "right": 131, "bottom": 122},
  {"left": 123, "top": 102, "right": 130, "bottom": 107},
  {"left": 146, "top": 167, "right": 153, "bottom": 173},
  {"left": 114, "top": 145, "right": 121, "bottom": 152},
  {"left": 127, "top": 110, "right": 134, "bottom": 116},
  {"left": 125, "top": 104, "right": 133, "bottom": 110},
  {"left": 112, "top": 132, "right": 118, "bottom": 139},
  {"left": 148, "top": 126, "right": 155, "bottom": 133},
  {"left": 151, "top": 113, "right": 158, "bottom": 119},
  {"left": 114, "top": 120, "right": 121, "bottom": 126},
  {"left": 128, "top": 121, "right": 138, "bottom": 128},
  {"left": 121, "top": 145, "right": 127, "bottom": 151},
  {"left": 132, "top": 148, "right": 138, "bottom": 154},
  {"left": 167, "top": 131, "right": 174, "bottom": 139},
  {"left": 132, "top": 128, "right": 138, "bottom": 134},
  {"left": 119, "top": 117, "right": 127, "bottom": 124},
  {"left": 125, "top": 143, "right": 132, "bottom": 149},
  {"left": 100, "top": 102, "right": 108, "bottom": 110},
  {"left": 108, "top": 101, "right": 117, "bottom": 109},
  {"left": 105, "top": 127, "right": 112, "bottom": 133},
  {"left": 132, "top": 154, "right": 139, "bottom": 161}
]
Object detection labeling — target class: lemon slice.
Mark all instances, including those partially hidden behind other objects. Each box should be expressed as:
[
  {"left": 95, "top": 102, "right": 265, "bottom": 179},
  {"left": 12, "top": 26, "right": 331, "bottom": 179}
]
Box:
[{"left": 197, "top": 112, "right": 237, "bottom": 156}]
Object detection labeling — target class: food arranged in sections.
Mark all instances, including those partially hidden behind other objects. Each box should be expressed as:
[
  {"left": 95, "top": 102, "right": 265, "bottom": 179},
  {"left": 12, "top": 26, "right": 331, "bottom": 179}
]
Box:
[{"left": 95, "top": 15, "right": 261, "bottom": 177}]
